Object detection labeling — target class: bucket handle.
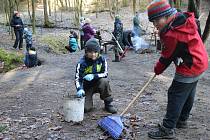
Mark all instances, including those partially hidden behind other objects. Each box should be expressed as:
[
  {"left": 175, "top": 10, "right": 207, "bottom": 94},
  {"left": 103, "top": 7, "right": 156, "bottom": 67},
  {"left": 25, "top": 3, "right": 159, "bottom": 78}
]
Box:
[{"left": 120, "top": 74, "right": 156, "bottom": 116}]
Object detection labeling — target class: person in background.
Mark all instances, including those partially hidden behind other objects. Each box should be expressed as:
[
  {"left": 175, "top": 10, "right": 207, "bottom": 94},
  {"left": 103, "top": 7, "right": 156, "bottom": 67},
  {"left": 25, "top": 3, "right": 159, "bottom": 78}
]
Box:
[
  {"left": 23, "top": 27, "right": 33, "bottom": 51},
  {"left": 65, "top": 30, "right": 79, "bottom": 53},
  {"left": 112, "top": 15, "right": 124, "bottom": 62},
  {"left": 82, "top": 18, "right": 96, "bottom": 47},
  {"left": 75, "top": 38, "right": 117, "bottom": 114},
  {"left": 147, "top": 0, "right": 208, "bottom": 139},
  {"left": 132, "top": 12, "right": 142, "bottom": 37},
  {"left": 10, "top": 11, "right": 24, "bottom": 50},
  {"left": 79, "top": 17, "right": 86, "bottom": 50},
  {"left": 24, "top": 47, "right": 41, "bottom": 68}
]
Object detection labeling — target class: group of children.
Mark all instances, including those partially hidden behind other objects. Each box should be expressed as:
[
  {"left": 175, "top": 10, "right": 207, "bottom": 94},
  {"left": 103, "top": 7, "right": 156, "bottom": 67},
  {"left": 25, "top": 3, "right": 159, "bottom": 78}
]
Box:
[{"left": 10, "top": 0, "right": 209, "bottom": 139}]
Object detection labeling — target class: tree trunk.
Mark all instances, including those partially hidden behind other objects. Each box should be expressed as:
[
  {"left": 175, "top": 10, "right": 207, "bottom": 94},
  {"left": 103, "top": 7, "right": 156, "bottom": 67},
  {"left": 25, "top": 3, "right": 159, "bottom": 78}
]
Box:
[
  {"left": 202, "top": 10, "right": 210, "bottom": 43},
  {"left": 188, "top": 0, "right": 200, "bottom": 18},
  {"left": 133, "top": 0, "right": 136, "bottom": 15},
  {"left": 32, "top": 0, "right": 36, "bottom": 33},
  {"left": 48, "top": 0, "right": 51, "bottom": 16},
  {"left": 65, "top": 0, "right": 68, "bottom": 10},
  {"left": 15, "top": 0, "right": 19, "bottom": 11},
  {"left": 122, "top": 0, "right": 128, "bottom": 7},
  {"left": 43, "top": 0, "right": 50, "bottom": 27},
  {"left": 27, "top": 0, "right": 32, "bottom": 21},
  {"left": 59, "top": 0, "right": 64, "bottom": 8}
]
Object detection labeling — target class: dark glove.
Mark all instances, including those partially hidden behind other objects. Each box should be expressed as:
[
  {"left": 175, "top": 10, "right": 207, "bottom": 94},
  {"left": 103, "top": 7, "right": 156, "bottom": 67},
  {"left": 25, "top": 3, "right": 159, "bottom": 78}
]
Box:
[{"left": 154, "top": 61, "right": 165, "bottom": 75}]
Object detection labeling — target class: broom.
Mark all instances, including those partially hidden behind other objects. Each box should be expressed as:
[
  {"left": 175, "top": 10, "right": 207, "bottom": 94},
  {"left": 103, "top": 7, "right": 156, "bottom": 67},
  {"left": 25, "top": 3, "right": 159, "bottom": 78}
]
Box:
[{"left": 98, "top": 74, "right": 156, "bottom": 139}]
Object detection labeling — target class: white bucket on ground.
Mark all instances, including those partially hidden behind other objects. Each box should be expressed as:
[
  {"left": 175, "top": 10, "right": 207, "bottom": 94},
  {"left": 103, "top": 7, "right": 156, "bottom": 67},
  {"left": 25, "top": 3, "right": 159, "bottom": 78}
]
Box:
[{"left": 63, "top": 95, "right": 85, "bottom": 122}]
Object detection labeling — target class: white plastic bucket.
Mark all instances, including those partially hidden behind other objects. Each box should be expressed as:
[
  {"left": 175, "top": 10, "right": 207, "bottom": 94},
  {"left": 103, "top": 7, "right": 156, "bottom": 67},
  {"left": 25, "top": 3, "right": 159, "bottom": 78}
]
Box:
[{"left": 63, "top": 95, "right": 85, "bottom": 122}]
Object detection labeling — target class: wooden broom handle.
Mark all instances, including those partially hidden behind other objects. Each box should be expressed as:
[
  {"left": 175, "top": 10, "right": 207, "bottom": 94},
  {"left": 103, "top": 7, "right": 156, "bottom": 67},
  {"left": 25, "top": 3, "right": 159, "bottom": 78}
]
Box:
[{"left": 120, "top": 74, "right": 156, "bottom": 116}]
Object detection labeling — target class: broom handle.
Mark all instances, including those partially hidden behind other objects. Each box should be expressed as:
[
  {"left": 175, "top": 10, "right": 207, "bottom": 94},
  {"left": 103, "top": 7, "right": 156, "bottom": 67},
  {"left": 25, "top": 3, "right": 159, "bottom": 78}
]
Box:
[{"left": 120, "top": 74, "right": 156, "bottom": 116}]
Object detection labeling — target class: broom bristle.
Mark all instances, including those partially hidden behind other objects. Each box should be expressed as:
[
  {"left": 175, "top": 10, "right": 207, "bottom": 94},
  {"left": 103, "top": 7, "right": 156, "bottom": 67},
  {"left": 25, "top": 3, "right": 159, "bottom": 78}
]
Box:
[{"left": 98, "top": 116, "right": 124, "bottom": 139}]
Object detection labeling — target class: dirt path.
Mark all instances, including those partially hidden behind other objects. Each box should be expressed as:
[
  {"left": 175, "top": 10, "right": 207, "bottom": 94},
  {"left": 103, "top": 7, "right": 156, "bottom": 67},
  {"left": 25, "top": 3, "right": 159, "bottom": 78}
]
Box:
[
  {"left": 1, "top": 4, "right": 210, "bottom": 139},
  {"left": 0, "top": 42, "right": 210, "bottom": 139}
]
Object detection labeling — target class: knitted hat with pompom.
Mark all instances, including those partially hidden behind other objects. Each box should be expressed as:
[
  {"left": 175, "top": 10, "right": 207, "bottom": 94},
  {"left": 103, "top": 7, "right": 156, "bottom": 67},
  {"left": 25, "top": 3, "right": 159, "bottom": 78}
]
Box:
[{"left": 147, "top": 0, "right": 177, "bottom": 22}]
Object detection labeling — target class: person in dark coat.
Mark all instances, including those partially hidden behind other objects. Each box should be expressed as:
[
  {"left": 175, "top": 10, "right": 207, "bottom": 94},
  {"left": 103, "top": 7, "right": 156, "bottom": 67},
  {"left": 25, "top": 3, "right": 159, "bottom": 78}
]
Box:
[
  {"left": 10, "top": 11, "right": 24, "bottom": 50},
  {"left": 112, "top": 15, "right": 124, "bottom": 62}
]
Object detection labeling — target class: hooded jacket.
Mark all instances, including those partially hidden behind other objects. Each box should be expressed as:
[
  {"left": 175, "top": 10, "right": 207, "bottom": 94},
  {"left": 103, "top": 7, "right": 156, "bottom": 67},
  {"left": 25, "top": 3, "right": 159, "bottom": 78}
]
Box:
[
  {"left": 156, "top": 12, "right": 208, "bottom": 77},
  {"left": 75, "top": 55, "right": 108, "bottom": 91},
  {"left": 82, "top": 23, "right": 95, "bottom": 42}
]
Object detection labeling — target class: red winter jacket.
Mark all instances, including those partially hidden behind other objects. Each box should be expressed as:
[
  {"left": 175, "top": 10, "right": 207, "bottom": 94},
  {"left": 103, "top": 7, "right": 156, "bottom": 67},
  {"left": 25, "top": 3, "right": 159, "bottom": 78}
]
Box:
[{"left": 155, "top": 12, "right": 208, "bottom": 76}]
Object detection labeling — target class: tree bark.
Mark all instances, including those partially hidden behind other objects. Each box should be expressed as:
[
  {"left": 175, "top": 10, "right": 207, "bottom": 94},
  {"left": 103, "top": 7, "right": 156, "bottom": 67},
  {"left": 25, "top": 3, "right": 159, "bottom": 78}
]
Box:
[
  {"left": 32, "top": 0, "right": 36, "bottom": 33},
  {"left": 48, "top": 0, "right": 51, "bottom": 16},
  {"left": 202, "top": 11, "right": 210, "bottom": 43},
  {"left": 133, "top": 0, "right": 136, "bottom": 15},
  {"left": 188, "top": 0, "right": 200, "bottom": 18},
  {"left": 43, "top": 0, "right": 50, "bottom": 27},
  {"left": 27, "top": 0, "right": 32, "bottom": 21}
]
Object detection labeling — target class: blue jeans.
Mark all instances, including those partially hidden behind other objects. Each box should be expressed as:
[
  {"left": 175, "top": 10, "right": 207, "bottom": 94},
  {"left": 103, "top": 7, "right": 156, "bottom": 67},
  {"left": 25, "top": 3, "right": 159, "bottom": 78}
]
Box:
[{"left": 163, "top": 80, "right": 198, "bottom": 129}]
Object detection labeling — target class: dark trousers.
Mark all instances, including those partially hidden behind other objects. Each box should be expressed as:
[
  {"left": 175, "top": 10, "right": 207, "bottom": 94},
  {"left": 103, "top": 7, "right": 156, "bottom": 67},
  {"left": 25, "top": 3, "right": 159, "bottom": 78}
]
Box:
[
  {"left": 13, "top": 29, "right": 23, "bottom": 49},
  {"left": 163, "top": 80, "right": 198, "bottom": 129},
  {"left": 26, "top": 44, "right": 32, "bottom": 51},
  {"left": 83, "top": 78, "right": 112, "bottom": 111}
]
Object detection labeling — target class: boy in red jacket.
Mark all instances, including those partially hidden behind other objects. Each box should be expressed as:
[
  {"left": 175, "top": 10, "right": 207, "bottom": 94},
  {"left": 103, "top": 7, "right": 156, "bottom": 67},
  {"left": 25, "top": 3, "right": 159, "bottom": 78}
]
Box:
[{"left": 147, "top": 0, "right": 208, "bottom": 139}]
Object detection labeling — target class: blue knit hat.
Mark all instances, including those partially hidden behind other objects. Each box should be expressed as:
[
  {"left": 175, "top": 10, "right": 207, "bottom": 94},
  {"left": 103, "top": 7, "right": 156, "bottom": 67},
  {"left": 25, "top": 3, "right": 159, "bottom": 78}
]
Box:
[{"left": 147, "top": 0, "right": 177, "bottom": 22}]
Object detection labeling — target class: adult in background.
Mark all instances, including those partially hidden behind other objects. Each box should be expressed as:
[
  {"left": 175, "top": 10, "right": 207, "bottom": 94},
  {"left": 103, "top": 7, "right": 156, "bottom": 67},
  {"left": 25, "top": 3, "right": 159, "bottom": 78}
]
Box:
[{"left": 10, "top": 11, "right": 24, "bottom": 50}]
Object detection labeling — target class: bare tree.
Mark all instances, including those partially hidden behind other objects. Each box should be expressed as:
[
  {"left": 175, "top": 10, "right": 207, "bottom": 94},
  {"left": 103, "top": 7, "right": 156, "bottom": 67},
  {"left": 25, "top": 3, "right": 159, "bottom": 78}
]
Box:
[
  {"left": 202, "top": 11, "right": 210, "bottom": 43},
  {"left": 32, "top": 0, "right": 36, "bottom": 33},
  {"left": 27, "top": 0, "right": 32, "bottom": 20},
  {"left": 133, "top": 0, "right": 136, "bottom": 15},
  {"left": 188, "top": 0, "right": 200, "bottom": 18},
  {"left": 43, "top": 0, "right": 50, "bottom": 27}
]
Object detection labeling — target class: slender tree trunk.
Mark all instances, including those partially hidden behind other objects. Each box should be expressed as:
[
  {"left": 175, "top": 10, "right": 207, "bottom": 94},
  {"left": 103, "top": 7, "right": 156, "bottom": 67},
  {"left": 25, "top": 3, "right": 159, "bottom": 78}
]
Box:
[
  {"left": 59, "top": 0, "right": 65, "bottom": 8},
  {"left": 79, "top": 0, "right": 83, "bottom": 17},
  {"left": 15, "top": 0, "right": 19, "bottom": 11},
  {"left": 32, "top": 0, "right": 36, "bottom": 33},
  {"left": 27, "top": 0, "right": 32, "bottom": 21},
  {"left": 133, "top": 0, "right": 136, "bottom": 15},
  {"left": 202, "top": 11, "right": 210, "bottom": 43},
  {"left": 48, "top": 0, "right": 51, "bottom": 16},
  {"left": 188, "top": 0, "right": 200, "bottom": 18},
  {"left": 43, "top": 0, "right": 50, "bottom": 27},
  {"left": 65, "top": 0, "right": 68, "bottom": 10}
]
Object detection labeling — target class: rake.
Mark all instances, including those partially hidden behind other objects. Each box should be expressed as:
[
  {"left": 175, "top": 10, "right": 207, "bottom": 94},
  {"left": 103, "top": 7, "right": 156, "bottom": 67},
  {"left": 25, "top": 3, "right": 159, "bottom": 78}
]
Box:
[{"left": 98, "top": 74, "right": 156, "bottom": 139}]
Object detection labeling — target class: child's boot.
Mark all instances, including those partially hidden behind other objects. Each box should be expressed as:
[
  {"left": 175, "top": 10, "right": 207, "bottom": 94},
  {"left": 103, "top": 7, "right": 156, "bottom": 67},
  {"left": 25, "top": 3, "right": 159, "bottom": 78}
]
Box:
[
  {"left": 104, "top": 97, "right": 117, "bottom": 114},
  {"left": 148, "top": 124, "right": 175, "bottom": 139}
]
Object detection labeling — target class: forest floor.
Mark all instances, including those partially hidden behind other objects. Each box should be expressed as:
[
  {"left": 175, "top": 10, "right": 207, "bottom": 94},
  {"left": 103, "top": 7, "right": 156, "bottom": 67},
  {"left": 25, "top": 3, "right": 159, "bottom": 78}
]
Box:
[{"left": 0, "top": 2, "right": 210, "bottom": 140}]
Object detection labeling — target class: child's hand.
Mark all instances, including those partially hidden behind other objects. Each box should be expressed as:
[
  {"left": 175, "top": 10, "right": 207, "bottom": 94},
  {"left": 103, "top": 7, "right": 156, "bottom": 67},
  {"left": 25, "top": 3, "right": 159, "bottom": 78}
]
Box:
[
  {"left": 83, "top": 74, "right": 94, "bottom": 81},
  {"left": 76, "top": 89, "right": 85, "bottom": 98}
]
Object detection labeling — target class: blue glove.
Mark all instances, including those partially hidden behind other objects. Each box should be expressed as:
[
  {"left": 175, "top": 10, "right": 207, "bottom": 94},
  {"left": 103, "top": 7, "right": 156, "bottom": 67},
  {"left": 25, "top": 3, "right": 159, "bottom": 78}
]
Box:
[
  {"left": 76, "top": 89, "right": 85, "bottom": 98},
  {"left": 83, "top": 74, "right": 94, "bottom": 81}
]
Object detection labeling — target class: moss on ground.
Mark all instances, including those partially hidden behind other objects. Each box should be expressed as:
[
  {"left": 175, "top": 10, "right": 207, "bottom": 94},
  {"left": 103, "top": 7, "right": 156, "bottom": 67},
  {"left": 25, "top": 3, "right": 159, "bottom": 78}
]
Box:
[
  {"left": 41, "top": 34, "right": 69, "bottom": 54},
  {"left": 0, "top": 48, "right": 24, "bottom": 72}
]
